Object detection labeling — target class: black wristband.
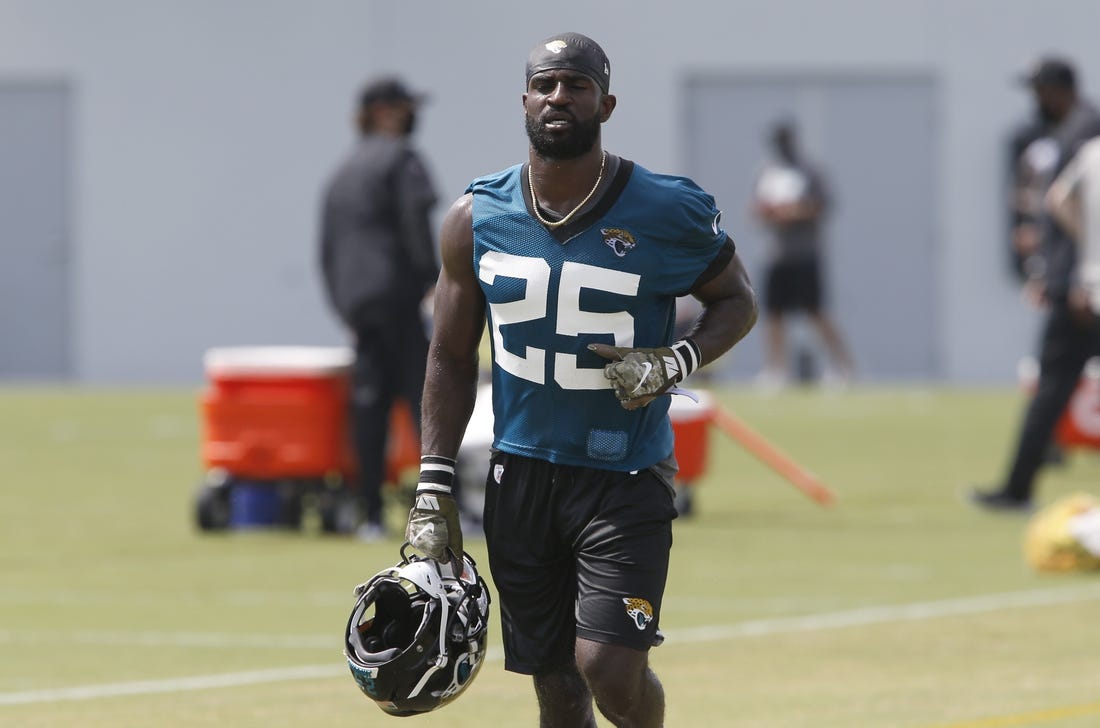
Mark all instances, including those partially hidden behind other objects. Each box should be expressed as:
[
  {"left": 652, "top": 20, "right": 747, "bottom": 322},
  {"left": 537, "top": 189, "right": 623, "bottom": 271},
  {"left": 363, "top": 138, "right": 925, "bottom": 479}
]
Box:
[
  {"left": 418, "top": 455, "right": 456, "bottom": 493},
  {"left": 670, "top": 338, "right": 701, "bottom": 381}
]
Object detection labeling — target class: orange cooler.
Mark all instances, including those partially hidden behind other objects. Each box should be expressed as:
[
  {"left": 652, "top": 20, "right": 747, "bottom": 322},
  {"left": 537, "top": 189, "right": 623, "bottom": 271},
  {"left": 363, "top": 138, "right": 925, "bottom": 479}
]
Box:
[
  {"left": 1055, "top": 359, "right": 1100, "bottom": 448},
  {"left": 668, "top": 390, "right": 714, "bottom": 482},
  {"left": 201, "top": 347, "right": 357, "bottom": 480}
]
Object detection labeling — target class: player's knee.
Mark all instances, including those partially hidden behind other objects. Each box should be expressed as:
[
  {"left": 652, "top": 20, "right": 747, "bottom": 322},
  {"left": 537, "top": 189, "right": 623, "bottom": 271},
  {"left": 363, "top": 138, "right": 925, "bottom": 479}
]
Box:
[
  {"left": 575, "top": 641, "right": 647, "bottom": 704},
  {"left": 580, "top": 651, "right": 664, "bottom": 728}
]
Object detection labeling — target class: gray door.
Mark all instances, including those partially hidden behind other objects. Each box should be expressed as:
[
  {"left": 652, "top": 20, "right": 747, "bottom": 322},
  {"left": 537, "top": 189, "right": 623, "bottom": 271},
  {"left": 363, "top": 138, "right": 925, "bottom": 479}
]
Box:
[
  {"left": 0, "top": 81, "right": 71, "bottom": 380},
  {"left": 684, "top": 74, "right": 938, "bottom": 381}
]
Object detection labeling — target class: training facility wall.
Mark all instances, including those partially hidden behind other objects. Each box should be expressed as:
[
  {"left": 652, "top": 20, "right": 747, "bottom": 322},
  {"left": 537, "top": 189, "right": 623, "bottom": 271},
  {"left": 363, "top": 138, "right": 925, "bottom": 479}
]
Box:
[{"left": 1, "top": 0, "right": 1099, "bottom": 384}]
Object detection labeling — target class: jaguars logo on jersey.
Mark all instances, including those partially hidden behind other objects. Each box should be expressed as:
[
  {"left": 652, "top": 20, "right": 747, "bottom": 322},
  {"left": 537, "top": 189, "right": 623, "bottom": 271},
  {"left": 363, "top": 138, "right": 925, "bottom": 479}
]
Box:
[
  {"left": 622, "top": 597, "right": 654, "bottom": 630},
  {"left": 601, "top": 228, "right": 637, "bottom": 258}
]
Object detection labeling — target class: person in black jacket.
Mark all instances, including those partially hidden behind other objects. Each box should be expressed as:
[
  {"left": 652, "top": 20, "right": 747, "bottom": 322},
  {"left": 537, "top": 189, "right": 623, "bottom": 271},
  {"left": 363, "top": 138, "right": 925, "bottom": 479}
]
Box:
[
  {"left": 972, "top": 57, "right": 1100, "bottom": 511},
  {"left": 320, "top": 77, "right": 439, "bottom": 539}
]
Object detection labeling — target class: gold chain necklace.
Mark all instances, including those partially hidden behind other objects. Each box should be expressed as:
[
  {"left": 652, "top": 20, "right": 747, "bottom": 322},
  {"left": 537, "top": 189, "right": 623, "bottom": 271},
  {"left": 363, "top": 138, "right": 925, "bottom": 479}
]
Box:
[{"left": 528, "top": 151, "right": 607, "bottom": 229}]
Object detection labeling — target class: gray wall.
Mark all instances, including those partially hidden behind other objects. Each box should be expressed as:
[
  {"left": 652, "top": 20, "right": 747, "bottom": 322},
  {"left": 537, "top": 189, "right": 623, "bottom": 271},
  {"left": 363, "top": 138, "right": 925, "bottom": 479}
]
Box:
[
  {"left": 2, "top": 0, "right": 1099, "bottom": 383},
  {"left": 0, "top": 80, "right": 72, "bottom": 378},
  {"left": 682, "top": 74, "right": 941, "bottom": 381}
]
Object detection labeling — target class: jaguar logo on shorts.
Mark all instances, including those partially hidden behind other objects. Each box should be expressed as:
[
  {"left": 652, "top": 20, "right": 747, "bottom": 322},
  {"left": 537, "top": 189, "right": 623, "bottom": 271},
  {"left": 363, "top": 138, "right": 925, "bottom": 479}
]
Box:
[
  {"left": 601, "top": 227, "right": 637, "bottom": 258},
  {"left": 622, "top": 597, "right": 654, "bottom": 630},
  {"left": 493, "top": 463, "right": 504, "bottom": 484}
]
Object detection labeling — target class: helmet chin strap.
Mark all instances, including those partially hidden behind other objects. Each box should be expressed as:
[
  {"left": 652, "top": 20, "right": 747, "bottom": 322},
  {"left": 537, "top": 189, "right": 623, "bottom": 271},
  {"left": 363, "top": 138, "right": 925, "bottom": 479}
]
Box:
[{"left": 405, "top": 557, "right": 484, "bottom": 699}]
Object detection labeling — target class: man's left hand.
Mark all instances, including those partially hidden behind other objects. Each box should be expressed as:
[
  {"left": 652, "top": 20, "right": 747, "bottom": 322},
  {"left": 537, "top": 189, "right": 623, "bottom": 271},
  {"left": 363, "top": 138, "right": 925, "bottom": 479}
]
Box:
[{"left": 589, "top": 343, "right": 684, "bottom": 410}]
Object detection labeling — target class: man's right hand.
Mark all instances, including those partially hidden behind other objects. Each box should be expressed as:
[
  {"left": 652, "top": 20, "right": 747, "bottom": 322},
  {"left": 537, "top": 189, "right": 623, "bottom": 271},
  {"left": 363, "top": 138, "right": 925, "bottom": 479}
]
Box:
[{"left": 404, "top": 456, "right": 463, "bottom": 564}]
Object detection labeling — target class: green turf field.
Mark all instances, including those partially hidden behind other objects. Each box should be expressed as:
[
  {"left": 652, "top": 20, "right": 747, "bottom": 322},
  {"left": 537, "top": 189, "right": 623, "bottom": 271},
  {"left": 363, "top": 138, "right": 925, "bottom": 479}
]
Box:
[{"left": 2, "top": 385, "right": 1099, "bottom": 727}]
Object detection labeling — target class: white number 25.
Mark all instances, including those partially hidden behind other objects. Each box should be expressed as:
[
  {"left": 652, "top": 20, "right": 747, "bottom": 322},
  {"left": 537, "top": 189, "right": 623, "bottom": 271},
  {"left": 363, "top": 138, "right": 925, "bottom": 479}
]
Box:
[{"left": 478, "top": 251, "right": 639, "bottom": 390}]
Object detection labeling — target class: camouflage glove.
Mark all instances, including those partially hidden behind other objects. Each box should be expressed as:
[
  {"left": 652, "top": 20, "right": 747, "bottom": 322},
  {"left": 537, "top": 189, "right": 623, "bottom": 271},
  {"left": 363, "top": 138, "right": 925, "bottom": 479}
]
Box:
[
  {"left": 588, "top": 339, "right": 701, "bottom": 410},
  {"left": 405, "top": 456, "right": 463, "bottom": 565}
]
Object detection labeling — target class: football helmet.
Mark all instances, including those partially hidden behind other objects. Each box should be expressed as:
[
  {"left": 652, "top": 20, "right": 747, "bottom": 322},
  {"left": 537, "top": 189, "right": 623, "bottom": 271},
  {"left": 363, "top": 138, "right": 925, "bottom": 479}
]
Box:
[
  {"left": 344, "top": 544, "right": 491, "bottom": 716},
  {"left": 1025, "top": 492, "right": 1100, "bottom": 572}
]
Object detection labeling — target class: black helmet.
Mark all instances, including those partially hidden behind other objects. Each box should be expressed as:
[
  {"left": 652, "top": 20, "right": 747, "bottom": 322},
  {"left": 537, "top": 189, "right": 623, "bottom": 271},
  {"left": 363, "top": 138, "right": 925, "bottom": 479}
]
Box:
[{"left": 344, "top": 545, "right": 491, "bottom": 716}]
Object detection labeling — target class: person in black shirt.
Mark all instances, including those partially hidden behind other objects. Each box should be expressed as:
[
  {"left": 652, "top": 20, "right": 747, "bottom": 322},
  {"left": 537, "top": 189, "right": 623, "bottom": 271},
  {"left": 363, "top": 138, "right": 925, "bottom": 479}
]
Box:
[
  {"left": 972, "top": 57, "right": 1100, "bottom": 511},
  {"left": 320, "top": 77, "right": 439, "bottom": 538}
]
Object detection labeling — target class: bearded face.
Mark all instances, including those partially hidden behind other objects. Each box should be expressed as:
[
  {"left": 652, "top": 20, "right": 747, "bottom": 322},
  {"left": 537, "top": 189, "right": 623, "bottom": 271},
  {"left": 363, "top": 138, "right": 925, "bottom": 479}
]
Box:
[
  {"left": 524, "top": 108, "right": 602, "bottom": 160},
  {"left": 523, "top": 70, "right": 607, "bottom": 160}
]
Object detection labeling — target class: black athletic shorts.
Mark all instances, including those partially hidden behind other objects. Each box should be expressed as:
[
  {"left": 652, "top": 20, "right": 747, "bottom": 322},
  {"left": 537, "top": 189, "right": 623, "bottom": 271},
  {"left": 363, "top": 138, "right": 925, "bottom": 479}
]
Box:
[
  {"left": 764, "top": 257, "right": 823, "bottom": 314},
  {"left": 481, "top": 451, "right": 678, "bottom": 675}
]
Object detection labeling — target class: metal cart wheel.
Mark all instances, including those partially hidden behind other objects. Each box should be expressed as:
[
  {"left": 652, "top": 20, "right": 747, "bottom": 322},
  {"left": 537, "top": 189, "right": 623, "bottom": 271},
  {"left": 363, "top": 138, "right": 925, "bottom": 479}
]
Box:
[{"left": 195, "top": 479, "right": 232, "bottom": 531}]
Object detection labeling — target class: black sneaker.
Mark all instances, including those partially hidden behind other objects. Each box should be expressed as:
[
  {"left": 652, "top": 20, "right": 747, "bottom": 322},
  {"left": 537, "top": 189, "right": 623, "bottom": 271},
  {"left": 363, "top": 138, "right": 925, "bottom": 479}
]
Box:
[{"left": 968, "top": 487, "right": 1034, "bottom": 513}]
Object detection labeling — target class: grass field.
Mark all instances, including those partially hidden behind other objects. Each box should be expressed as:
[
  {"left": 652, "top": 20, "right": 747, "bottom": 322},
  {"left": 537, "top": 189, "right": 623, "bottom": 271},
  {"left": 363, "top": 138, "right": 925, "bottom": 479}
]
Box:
[{"left": 2, "top": 385, "right": 1099, "bottom": 727}]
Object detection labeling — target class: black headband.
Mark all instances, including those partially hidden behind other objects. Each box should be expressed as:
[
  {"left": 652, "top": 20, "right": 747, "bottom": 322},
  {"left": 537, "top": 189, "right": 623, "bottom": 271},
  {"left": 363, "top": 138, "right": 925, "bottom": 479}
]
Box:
[{"left": 525, "top": 32, "right": 610, "bottom": 93}]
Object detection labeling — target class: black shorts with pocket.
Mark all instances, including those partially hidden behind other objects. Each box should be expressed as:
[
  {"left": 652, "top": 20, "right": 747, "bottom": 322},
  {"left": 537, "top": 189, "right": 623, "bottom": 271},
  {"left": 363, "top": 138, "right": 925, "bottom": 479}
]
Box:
[{"left": 481, "top": 451, "right": 678, "bottom": 675}]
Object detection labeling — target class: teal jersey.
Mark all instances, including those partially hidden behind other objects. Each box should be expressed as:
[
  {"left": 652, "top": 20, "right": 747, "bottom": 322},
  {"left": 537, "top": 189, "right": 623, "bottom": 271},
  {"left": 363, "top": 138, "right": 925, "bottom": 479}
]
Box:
[{"left": 468, "top": 158, "right": 731, "bottom": 471}]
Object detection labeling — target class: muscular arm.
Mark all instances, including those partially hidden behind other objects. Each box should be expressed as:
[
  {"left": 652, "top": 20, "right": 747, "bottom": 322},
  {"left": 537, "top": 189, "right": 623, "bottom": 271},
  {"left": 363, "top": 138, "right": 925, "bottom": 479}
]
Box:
[
  {"left": 420, "top": 193, "right": 485, "bottom": 459},
  {"left": 684, "top": 250, "right": 758, "bottom": 367}
]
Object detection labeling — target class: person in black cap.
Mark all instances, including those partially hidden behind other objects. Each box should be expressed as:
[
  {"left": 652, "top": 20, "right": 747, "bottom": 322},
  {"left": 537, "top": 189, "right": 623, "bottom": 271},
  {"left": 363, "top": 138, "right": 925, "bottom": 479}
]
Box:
[
  {"left": 972, "top": 55, "right": 1100, "bottom": 512},
  {"left": 404, "top": 31, "right": 757, "bottom": 727},
  {"left": 319, "top": 76, "right": 439, "bottom": 540},
  {"left": 1007, "top": 57, "right": 1091, "bottom": 281}
]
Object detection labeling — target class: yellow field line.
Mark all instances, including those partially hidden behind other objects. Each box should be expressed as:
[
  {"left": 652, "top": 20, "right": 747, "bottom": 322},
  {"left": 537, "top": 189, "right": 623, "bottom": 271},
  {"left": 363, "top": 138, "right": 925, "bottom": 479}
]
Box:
[{"left": 926, "top": 700, "right": 1100, "bottom": 728}]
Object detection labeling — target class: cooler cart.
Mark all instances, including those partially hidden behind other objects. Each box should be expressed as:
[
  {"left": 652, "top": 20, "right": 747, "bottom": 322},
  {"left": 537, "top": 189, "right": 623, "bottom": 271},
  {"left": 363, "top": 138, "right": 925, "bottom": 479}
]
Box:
[
  {"left": 195, "top": 346, "right": 421, "bottom": 533},
  {"left": 667, "top": 390, "right": 715, "bottom": 516}
]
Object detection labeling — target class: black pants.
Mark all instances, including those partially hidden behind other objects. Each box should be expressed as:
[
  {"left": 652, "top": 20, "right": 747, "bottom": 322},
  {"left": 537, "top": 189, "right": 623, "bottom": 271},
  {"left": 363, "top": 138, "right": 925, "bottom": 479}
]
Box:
[
  {"left": 1003, "top": 305, "right": 1100, "bottom": 500},
  {"left": 350, "top": 306, "right": 429, "bottom": 524}
]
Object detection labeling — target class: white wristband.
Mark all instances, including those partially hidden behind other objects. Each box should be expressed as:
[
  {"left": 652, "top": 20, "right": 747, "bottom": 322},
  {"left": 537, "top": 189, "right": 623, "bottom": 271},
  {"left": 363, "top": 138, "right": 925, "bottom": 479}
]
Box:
[
  {"left": 417, "top": 455, "right": 455, "bottom": 494},
  {"left": 670, "top": 338, "right": 701, "bottom": 381}
]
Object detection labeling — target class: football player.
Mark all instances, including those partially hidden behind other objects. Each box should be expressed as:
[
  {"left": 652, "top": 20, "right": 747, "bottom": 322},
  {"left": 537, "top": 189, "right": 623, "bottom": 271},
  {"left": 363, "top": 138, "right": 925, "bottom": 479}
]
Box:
[{"left": 406, "top": 32, "right": 757, "bottom": 727}]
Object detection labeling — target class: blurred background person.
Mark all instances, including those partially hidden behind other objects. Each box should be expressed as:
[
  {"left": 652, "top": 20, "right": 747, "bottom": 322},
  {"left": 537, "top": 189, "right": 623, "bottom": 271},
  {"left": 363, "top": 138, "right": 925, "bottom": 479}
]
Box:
[
  {"left": 1006, "top": 112, "right": 1051, "bottom": 283},
  {"left": 1004, "top": 73, "right": 1074, "bottom": 467},
  {"left": 751, "top": 120, "right": 855, "bottom": 389},
  {"left": 1007, "top": 58, "right": 1100, "bottom": 287},
  {"left": 971, "top": 56, "right": 1100, "bottom": 512},
  {"left": 319, "top": 76, "right": 439, "bottom": 540},
  {"left": 1047, "top": 135, "right": 1100, "bottom": 315}
]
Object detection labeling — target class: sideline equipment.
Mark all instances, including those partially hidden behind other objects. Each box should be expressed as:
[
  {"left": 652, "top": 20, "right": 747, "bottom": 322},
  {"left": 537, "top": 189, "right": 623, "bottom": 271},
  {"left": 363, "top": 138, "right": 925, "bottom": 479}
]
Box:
[
  {"left": 1025, "top": 493, "right": 1100, "bottom": 572},
  {"left": 710, "top": 405, "right": 835, "bottom": 506}
]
